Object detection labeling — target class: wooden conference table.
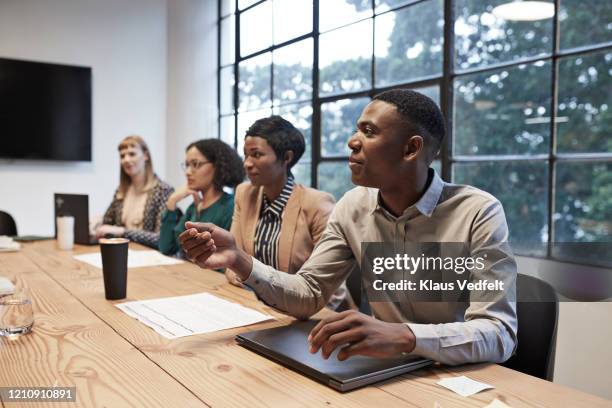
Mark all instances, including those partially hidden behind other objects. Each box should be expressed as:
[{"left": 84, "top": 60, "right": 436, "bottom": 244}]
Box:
[{"left": 0, "top": 241, "right": 609, "bottom": 408}]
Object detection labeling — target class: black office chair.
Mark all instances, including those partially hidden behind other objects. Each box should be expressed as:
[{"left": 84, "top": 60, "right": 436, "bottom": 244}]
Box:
[
  {"left": 0, "top": 211, "right": 18, "bottom": 236},
  {"left": 502, "top": 273, "right": 559, "bottom": 381},
  {"left": 345, "top": 263, "right": 372, "bottom": 314}
]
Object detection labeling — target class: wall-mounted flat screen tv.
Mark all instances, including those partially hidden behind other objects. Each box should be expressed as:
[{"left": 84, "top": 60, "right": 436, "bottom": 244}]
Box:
[{"left": 0, "top": 57, "right": 92, "bottom": 161}]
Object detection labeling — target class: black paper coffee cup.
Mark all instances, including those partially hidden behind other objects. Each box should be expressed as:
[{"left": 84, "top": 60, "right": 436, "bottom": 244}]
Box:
[{"left": 100, "top": 238, "right": 129, "bottom": 300}]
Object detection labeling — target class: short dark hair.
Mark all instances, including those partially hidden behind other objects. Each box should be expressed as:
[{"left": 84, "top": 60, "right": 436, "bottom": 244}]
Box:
[
  {"left": 187, "top": 139, "right": 245, "bottom": 189},
  {"left": 245, "top": 115, "right": 305, "bottom": 175},
  {"left": 373, "top": 89, "right": 446, "bottom": 163}
]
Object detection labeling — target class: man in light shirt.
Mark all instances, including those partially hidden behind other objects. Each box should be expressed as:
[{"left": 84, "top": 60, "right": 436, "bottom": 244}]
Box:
[{"left": 179, "top": 89, "right": 517, "bottom": 365}]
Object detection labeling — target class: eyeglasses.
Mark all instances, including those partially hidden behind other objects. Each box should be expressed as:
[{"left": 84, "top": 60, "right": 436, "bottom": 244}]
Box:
[{"left": 180, "top": 160, "right": 210, "bottom": 171}]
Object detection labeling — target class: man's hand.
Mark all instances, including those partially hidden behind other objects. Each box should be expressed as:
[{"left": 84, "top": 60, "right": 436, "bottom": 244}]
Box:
[
  {"left": 307, "top": 310, "right": 416, "bottom": 361},
  {"left": 179, "top": 222, "right": 253, "bottom": 278}
]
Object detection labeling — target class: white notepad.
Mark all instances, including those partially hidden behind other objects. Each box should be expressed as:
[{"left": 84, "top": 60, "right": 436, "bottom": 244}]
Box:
[
  {"left": 0, "top": 236, "right": 20, "bottom": 252},
  {"left": 116, "top": 292, "right": 274, "bottom": 339},
  {"left": 74, "top": 250, "right": 183, "bottom": 269},
  {"left": 437, "top": 375, "right": 494, "bottom": 397}
]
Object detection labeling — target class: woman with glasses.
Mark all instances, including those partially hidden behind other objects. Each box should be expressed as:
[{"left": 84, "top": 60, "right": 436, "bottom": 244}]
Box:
[
  {"left": 96, "top": 135, "right": 174, "bottom": 248},
  {"left": 159, "top": 139, "right": 244, "bottom": 257}
]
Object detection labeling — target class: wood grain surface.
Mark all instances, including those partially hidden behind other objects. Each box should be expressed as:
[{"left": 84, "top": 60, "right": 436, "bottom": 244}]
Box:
[
  {"left": 0, "top": 248, "right": 206, "bottom": 408},
  {"left": 1, "top": 240, "right": 610, "bottom": 408},
  {"left": 18, "top": 241, "right": 409, "bottom": 408}
]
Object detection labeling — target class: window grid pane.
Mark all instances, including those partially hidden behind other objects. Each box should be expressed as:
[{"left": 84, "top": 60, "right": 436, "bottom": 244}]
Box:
[
  {"left": 220, "top": 66, "right": 235, "bottom": 115},
  {"left": 220, "top": 15, "right": 235, "bottom": 66},
  {"left": 319, "top": 0, "right": 373, "bottom": 33},
  {"left": 453, "top": 161, "right": 549, "bottom": 256},
  {"left": 240, "top": 1, "right": 272, "bottom": 57},
  {"left": 556, "top": 50, "right": 612, "bottom": 153},
  {"left": 319, "top": 19, "right": 373, "bottom": 96},
  {"left": 559, "top": 0, "right": 612, "bottom": 51},
  {"left": 554, "top": 161, "right": 612, "bottom": 266},
  {"left": 220, "top": 0, "right": 612, "bottom": 266},
  {"left": 273, "top": 0, "right": 313, "bottom": 44},
  {"left": 238, "top": 53, "right": 272, "bottom": 112},
  {"left": 220, "top": 115, "right": 235, "bottom": 147},
  {"left": 273, "top": 39, "right": 313, "bottom": 105},
  {"left": 453, "top": 60, "right": 552, "bottom": 156},
  {"left": 375, "top": 0, "right": 444, "bottom": 87},
  {"left": 454, "top": 0, "right": 554, "bottom": 71}
]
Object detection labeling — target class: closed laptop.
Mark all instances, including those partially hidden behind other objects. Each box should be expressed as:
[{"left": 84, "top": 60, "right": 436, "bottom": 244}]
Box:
[{"left": 236, "top": 320, "right": 432, "bottom": 392}]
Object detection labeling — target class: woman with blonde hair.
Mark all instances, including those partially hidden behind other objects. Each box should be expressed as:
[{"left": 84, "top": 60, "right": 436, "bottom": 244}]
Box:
[{"left": 96, "top": 135, "right": 174, "bottom": 248}]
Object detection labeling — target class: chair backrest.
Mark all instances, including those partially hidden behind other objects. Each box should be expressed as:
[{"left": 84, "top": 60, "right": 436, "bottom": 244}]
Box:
[
  {"left": 502, "top": 273, "right": 559, "bottom": 381},
  {"left": 345, "top": 263, "right": 373, "bottom": 314},
  {"left": 0, "top": 211, "right": 18, "bottom": 236}
]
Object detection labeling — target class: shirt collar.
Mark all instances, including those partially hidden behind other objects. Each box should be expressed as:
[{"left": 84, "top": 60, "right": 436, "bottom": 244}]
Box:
[
  {"left": 262, "top": 175, "right": 295, "bottom": 217},
  {"left": 371, "top": 168, "right": 444, "bottom": 219}
]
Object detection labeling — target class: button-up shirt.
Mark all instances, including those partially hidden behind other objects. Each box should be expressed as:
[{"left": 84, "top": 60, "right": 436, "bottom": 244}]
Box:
[
  {"left": 253, "top": 175, "right": 295, "bottom": 269},
  {"left": 245, "top": 170, "right": 517, "bottom": 365}
]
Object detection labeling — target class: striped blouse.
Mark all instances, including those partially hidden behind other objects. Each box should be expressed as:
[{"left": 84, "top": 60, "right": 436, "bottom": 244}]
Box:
[{"left": 253, "top": 175, "right": 295, "bottom": 269}]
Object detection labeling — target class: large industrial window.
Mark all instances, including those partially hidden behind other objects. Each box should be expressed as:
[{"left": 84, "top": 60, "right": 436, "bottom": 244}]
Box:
[{"left": 218, "top": 0, "right": 612, "bottom": 266}]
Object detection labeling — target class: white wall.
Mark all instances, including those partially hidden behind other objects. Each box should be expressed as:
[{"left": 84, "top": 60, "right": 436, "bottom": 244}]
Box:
[
  {"left": 516, "top": 256, "right": 612, "bottom": 399},
  {"left": 554, "top": 302, "right": 612, "bottom": 399},
  {"left": 0, "top": 0, "right": 167, "bottom": 235},
  {"left": 166, "top": 0, "right": 219, "bottom": 190}
]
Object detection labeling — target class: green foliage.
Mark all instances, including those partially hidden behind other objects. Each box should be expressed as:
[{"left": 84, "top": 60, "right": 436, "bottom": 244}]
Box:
[
  {"left": 559, "top": 0, "right": 612, "bottom": 50},
  {"left": 556, "top": 51, "right": 612, "bottom": 154},
  {"left": 587, "top": 166, "right": 612, "bottom": 222},
  {"left": 232, "top": 0, "right": 611, "bottom": 256}
]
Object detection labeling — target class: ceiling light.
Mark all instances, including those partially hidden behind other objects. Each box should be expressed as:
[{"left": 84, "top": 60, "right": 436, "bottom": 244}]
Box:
[{"left": 492, "top": 1, "right": 555, "bottom": 22}]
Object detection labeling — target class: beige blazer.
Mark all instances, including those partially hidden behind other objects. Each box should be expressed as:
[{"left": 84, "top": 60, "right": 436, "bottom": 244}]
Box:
[{"left": 230, "top": 181, "right": 335, "bottom": 274}]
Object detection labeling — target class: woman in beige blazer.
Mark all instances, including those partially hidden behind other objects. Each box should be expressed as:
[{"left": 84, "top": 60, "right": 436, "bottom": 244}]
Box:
[
  {"left": 230, "top": 178, "right": 334, "bottom": 275},
  {"left": 226, "top": 116, "right": 348, "bottom": 309}
]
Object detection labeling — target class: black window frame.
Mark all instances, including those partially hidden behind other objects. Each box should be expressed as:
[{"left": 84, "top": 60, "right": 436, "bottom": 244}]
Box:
[{"left": 218, "top": 0, "right": 612, "bottom": 267}]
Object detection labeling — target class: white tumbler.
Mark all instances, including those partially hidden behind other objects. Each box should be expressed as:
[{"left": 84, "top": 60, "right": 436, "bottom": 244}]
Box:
[{"left": 56, "top": 216, "right": 75, "bottom": 250}]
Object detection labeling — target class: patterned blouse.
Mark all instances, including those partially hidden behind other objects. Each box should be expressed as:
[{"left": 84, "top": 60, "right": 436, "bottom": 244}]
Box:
[
  {"left": 253, "top": 175, "right": 295, "bottom": 269},
  {"left": 102, "top": 175, "right": 174, "bottom": 248}
]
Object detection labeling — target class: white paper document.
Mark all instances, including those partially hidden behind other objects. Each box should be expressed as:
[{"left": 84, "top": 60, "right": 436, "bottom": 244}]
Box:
[
  {"left": 115, "top": 292, "right": 274, "bottom": 338},
  {"left": 437, "top": 375, "right": 494, "bottom": 397},
  {"left": 73, "top": 250, "right": 183, "bottom": 269}
]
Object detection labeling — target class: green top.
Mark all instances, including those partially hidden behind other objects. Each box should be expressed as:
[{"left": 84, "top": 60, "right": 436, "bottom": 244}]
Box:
[{"left": 158, "top": 192, "right": 234, "bottom": 257}]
